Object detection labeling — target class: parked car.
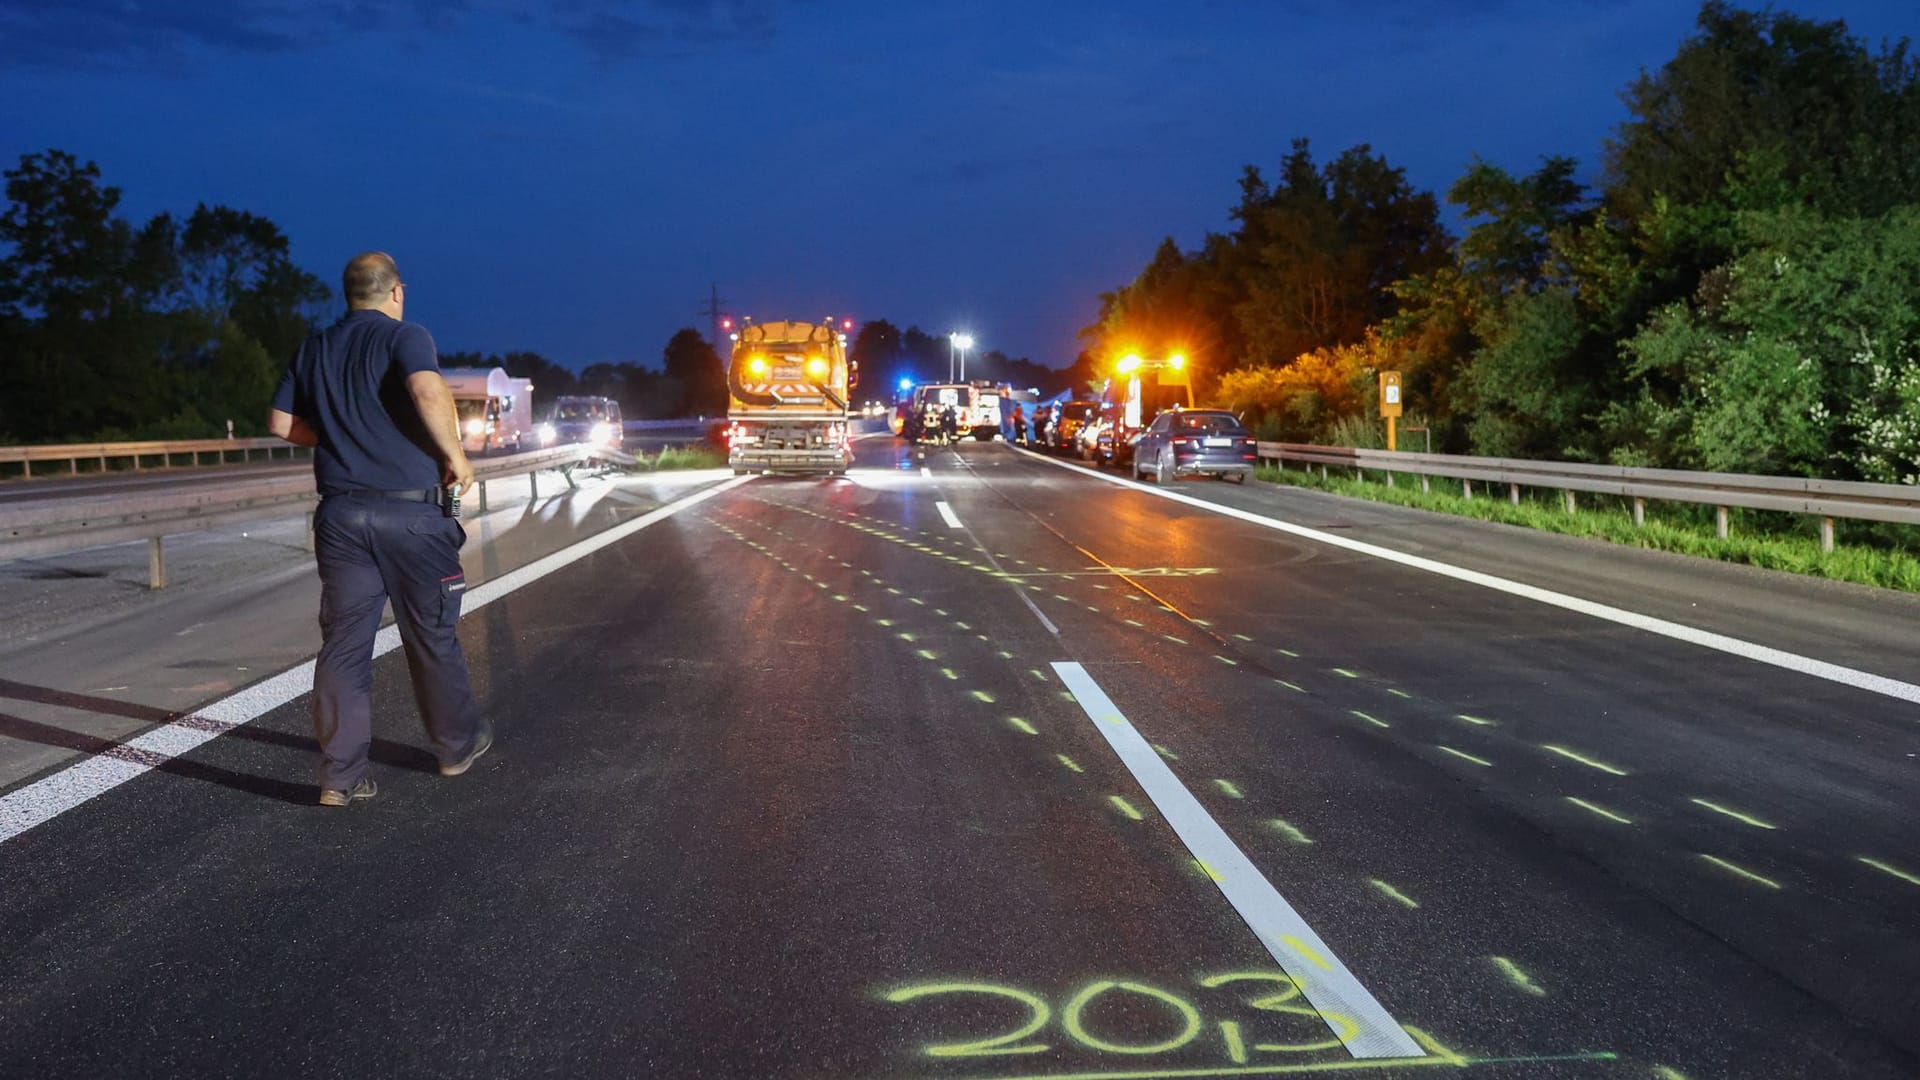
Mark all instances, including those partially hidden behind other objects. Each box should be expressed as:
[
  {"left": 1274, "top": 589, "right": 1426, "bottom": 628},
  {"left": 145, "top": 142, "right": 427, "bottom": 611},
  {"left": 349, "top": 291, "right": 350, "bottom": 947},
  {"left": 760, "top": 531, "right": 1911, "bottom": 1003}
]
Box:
[
  {"left": 1050, "top": 400, "right": 1099, "bottom": 454},
  {"left": 541, "top": 395, "right": 624, "bottom": 450},
  {"left": 1131, "top": 408, "right": 1257, "bottom": 484},
  {"left": 1079, "top": 404, "right": 1118, "bottom": 462}
]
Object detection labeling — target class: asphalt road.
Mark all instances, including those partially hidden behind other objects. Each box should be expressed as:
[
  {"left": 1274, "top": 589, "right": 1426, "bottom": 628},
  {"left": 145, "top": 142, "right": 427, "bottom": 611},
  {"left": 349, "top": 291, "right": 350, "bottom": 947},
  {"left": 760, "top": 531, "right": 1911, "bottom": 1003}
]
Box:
[{"left": 1, "top": 434, "right": 1916, "bottom": 1080}]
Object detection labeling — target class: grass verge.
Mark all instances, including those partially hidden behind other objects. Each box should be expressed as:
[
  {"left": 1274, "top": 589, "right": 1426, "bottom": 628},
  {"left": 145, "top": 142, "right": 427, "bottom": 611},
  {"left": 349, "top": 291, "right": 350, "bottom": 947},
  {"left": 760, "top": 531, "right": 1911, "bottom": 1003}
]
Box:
[
  {"left": 644, "top": 445, "right": 727, "bottom": 471},
  {"left": 1256, "top": 462, "right": 1920, "bottom": 593}
]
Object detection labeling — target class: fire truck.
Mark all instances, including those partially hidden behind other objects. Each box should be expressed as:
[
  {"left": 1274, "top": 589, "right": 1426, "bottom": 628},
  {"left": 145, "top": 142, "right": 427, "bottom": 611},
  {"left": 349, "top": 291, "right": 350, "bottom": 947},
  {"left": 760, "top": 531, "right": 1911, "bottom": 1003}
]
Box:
[{"left": 725, "top": 320, "right": 855, "bottom": 475}]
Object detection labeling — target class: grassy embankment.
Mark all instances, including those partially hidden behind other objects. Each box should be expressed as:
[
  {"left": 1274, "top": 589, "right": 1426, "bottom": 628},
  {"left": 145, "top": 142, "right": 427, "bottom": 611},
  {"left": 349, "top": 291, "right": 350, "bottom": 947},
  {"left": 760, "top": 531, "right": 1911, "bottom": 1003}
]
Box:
[
  {"left": 1255, "top": 461, "right": 1920, "bottom": 593},
  {"left": 642, "top": 445, "right": 727, "bottom": 470}
]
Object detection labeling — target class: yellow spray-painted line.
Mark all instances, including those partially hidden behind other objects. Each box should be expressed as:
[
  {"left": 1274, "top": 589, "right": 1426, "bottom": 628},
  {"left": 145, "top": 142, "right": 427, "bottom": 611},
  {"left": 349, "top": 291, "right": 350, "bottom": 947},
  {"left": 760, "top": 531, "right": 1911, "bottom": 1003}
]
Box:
[
  {"left": 1109, "top": 795, "right": 1146, "bottom": 821},
  {"left": 1689, "top": 798, "right": 1776, "bottom": 830},
  {"left": 1564, "top": 797, "right": 1633, "bottom": 825},
  {"left": 1435, "top": 746, "right": 1493, "bottom": 768},
  {"left": 1267, "top": 819, "right": 1314, "bottom": 845},
  {"left": 1539, "top": 745, "right": 1628, "bottom": 776},
  {"left": 1858, "top": 856, "right": 1920, "bottom": 887},
  {"left": 1698, "top": 853, "right": 1783, "bottom": 890},
  {"left": 1488, "top": 956, "right": 1546, "bottom": 997},
  {"left": 1351, "top": 711, "right": 1390, "bottom": 729},
  {"left": 1369, "top": 880, "right": 1420, "bottom": 909}
]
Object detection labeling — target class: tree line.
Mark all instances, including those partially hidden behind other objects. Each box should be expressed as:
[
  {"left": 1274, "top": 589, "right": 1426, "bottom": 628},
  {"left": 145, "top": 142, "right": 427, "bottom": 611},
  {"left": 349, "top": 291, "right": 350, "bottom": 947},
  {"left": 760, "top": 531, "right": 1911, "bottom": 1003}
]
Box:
[
  {"left": 0, "top": 148, "right": 744, "bottom": 441},
  {"left": 0, "top": 145, "right": 1075, "bottom": 442},
  {"left": 0, "top": 150, "right": 334, "bottom": 442},
  {"left": 1089, "top": 2, "right": 1920, "bottom": 483}
]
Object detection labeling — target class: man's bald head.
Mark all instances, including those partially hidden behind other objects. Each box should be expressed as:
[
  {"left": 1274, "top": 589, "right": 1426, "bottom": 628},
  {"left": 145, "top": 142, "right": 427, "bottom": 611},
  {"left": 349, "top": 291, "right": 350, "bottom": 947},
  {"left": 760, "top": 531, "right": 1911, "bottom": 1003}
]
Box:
[{"left": 343, "top": 252, "right": 402, "bottom": 309}]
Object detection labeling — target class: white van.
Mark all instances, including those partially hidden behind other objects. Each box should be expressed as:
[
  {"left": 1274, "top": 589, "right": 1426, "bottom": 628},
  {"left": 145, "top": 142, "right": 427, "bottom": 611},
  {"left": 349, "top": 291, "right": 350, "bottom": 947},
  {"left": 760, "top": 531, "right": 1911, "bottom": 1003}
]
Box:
[{"left": 441, "top": 368, "right": 535, "bottom": 454}]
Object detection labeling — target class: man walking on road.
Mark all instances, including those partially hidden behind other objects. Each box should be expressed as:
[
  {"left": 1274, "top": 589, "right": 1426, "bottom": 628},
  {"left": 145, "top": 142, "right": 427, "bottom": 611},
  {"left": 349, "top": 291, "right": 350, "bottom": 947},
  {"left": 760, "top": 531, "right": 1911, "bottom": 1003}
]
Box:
[{"left": 268, "top": 252, "right": 491, "bottom": 806}]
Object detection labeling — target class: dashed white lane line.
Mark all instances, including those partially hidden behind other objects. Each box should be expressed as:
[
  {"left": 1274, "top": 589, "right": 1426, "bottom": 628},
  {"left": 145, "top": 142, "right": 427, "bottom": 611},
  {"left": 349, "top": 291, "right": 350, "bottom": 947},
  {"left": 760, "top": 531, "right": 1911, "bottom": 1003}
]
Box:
[
  {"left": 0, "top": 475, "right": 756, "bottom": 848},
  {"left": 921, "top": 467, "right": 933, "bottom": 478},
  {"left": 935, "top": 500, "right": 963, "bottom": 529},
  {"left": 1051, "top": 661, "right": 1423, "bottom": 1060},
  {"left": 1014, "top": 447, "right": 1920, "bottom": 708}
]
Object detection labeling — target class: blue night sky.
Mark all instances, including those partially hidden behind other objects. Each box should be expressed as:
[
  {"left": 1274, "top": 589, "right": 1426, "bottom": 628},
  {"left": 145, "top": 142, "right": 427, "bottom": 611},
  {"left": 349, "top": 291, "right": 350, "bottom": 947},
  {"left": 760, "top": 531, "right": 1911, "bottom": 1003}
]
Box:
[{"left": 2, "top": 1, "right": 1914, "bottom": 371}]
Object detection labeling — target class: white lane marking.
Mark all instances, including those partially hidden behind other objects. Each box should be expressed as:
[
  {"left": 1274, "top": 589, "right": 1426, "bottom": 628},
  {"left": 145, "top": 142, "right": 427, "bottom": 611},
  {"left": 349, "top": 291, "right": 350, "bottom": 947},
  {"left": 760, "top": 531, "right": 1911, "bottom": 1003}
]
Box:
[
  {"left": 921, "top": 467, "right": 933, "bottom": 478},
  {"left": 1014, "top": 447, "right": 1920, "bottom": 707},
  {"left": 0, "top": 476, "right": 755, "bottom": 847},
  {"left": 1051, "top": 662, "right": 1420, "bottom": 1059},
  {"left": 935, "top": 500, "right": 963, "bottom": 529}
]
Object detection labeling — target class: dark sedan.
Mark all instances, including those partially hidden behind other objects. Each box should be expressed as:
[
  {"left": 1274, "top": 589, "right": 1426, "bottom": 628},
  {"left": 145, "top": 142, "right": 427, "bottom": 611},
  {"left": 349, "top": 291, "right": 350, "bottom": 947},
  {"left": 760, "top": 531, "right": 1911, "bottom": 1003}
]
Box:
[{"left": 1131, "top": 408, "right": 1257, "bottom": 484}]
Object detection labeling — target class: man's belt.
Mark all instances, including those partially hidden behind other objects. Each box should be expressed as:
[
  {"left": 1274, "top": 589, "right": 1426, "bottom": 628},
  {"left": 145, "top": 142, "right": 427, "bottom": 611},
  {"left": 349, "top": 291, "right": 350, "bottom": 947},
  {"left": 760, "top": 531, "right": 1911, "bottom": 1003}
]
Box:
[{"left": 326, "top": 487, "right": 446, "bottom": 505}]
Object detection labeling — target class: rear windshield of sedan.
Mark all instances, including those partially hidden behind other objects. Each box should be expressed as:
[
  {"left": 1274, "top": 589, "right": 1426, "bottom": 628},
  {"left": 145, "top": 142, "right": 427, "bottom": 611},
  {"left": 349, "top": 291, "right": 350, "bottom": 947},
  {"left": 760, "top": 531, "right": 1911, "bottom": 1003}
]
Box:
[{"left": 1171, "top": 412, "right": 1247, "bottom": 434}]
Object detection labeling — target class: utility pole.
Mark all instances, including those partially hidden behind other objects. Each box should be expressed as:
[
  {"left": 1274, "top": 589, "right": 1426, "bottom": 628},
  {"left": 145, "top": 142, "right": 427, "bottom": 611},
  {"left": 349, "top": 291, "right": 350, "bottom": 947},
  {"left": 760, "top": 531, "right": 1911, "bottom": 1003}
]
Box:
[{"left": 697, "top": 282, "right": 732, "bottom": 350}]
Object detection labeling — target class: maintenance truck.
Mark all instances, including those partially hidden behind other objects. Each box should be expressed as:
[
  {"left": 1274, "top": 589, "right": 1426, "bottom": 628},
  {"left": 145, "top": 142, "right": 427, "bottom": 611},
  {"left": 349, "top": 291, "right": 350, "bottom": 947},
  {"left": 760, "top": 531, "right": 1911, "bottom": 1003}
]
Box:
[{"left": 726, "top": 320, "right": 855, "bottom": 475}]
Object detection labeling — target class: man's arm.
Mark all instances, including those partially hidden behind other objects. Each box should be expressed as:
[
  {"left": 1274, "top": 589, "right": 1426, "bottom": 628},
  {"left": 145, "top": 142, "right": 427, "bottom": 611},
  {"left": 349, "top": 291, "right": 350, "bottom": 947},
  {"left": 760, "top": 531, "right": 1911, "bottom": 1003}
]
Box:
[
  {"left": 406, "top": 370, "right": 476, "bottom": 495},
  {"left": 267, "top": 409, "right": 320, "bottom": 447}
]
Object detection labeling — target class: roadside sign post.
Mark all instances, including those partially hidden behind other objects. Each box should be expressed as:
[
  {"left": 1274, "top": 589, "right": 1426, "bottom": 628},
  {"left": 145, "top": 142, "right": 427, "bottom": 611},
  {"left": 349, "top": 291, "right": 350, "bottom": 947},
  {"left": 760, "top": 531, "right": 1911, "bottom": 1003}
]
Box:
[{"left": 1379, "top": 371, "right": 1403, "bottom": 451}]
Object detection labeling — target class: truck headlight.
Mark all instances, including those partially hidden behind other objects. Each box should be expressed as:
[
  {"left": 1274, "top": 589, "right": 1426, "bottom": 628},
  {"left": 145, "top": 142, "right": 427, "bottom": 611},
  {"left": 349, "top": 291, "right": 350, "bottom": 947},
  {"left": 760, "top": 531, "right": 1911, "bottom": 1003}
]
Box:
[
  {"left": 464, "top": 419, "right": 485, "bottom": 436},
  {"left": 589, "top": 422, "right": 613, "bottom": 446},
  {"left": 537, "top": 422, "right": 556, "bottom": 445}
]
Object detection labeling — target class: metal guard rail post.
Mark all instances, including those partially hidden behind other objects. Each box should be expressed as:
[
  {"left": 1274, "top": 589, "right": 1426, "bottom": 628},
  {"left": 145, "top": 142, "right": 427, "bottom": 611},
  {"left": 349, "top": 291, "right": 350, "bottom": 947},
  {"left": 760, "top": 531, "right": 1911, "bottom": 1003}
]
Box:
[
  {"left": 0, "top": 437, "right": 310, "bottom": 478},
  {"left": 0, "top": 443, "right": 631, "bottom": 589},
  {"left": 1255, "top": 442, "right": 1920, "bottom": 551}
]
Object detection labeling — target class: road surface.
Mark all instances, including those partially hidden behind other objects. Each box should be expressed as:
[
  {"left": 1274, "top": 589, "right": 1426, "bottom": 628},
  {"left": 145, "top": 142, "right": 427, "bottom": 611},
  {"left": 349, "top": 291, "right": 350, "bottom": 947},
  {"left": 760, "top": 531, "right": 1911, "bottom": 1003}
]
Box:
[{"left": 2, "top": 433, "right": 1916, "bottom": 1079}]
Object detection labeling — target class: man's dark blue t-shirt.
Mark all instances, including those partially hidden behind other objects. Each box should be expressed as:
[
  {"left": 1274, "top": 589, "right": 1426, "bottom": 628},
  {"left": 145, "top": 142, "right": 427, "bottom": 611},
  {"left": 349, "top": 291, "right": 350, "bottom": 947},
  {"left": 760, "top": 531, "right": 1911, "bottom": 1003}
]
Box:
[{"left": 272, "top": 309, "right": 443, "bottom": 496}]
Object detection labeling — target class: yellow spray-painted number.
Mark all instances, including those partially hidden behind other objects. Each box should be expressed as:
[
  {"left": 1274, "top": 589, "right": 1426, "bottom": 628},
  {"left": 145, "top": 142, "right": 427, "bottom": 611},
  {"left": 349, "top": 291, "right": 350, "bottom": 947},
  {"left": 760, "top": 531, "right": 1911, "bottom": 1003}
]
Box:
[
  {"left": 885, "top": 972, "right": 1355, "bottom": 1063},
  {"left": 1061, "top": 980, "right": 1203, "bottom": 1055},
  {"left": 1197, "top": 972, "right": 1354, "bottom": 1053},
  {"left": 882, "top": 983, "right": 1051, "bottom": 1057}
]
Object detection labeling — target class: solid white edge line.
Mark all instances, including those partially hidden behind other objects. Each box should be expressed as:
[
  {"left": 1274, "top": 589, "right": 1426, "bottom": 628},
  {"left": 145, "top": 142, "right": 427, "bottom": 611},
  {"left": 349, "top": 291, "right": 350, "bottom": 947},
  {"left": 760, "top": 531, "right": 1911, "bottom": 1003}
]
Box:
[
  {"left": 1015, "top": 446, "right": 1920, "bottom": 707},
  {"left": 0, "top": 474, "right": 754, "bottom": 847},
  {"left": 1051, "top": 661, "right": 1421, "bottom": 1059},
  {"left": 935, "top": 500, "right": 963, "bottom": 529}
]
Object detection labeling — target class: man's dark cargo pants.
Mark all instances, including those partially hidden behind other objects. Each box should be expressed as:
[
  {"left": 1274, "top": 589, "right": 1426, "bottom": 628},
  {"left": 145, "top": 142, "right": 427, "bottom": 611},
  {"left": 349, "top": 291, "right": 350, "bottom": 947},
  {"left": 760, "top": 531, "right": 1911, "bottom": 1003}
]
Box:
[{"left": 312, "top": 493, "right": 484, "bottom": 790}]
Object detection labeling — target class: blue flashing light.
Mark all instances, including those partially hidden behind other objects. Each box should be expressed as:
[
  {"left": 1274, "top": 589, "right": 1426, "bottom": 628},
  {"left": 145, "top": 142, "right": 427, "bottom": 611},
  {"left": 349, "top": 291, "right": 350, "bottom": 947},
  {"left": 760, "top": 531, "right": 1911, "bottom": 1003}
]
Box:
[{"left": 898, "top": 377, "right": 914, "bottom": 392}]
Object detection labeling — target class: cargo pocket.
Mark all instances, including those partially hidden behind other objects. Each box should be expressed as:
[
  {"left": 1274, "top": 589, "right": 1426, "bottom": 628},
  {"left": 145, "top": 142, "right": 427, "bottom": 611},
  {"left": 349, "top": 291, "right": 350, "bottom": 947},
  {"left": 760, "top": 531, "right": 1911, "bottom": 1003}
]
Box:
[{"left": 439, "top": 573, "right": 466, "bottom": 627}]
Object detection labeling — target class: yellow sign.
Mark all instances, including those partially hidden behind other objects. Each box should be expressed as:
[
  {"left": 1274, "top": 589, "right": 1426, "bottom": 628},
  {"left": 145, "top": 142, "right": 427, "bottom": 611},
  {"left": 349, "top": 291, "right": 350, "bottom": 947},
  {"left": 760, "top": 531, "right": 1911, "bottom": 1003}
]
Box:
[{"left": 1378, "top": 371, "right": 1403, "bottom": 419}]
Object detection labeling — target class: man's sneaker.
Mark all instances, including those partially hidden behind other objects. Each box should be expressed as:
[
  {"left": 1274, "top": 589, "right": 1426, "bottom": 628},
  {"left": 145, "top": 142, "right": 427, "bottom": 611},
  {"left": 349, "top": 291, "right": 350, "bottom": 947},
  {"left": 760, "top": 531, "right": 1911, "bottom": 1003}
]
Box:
[
  {"left": 318, "top": 777, "right": 377, "bottom": 807},
  {"left": 439, "top": 727, "right": 494, "bottom": 777}
]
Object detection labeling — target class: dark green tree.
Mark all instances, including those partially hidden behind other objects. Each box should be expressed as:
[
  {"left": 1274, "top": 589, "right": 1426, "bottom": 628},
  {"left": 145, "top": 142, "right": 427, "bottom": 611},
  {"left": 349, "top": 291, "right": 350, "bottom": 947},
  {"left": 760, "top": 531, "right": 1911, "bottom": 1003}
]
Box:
[{"left": 661, "top": 328, "right": 726, "bottom": 417}]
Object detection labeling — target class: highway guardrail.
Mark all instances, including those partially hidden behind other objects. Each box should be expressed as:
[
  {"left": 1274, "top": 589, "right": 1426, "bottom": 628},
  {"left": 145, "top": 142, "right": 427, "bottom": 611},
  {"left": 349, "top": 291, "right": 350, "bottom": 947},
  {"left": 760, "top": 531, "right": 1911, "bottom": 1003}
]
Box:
[
  {"left": 1256, "top": 442, "right": 1920, "bottom": 551},
  {"left": 0, "top": 437, "right": 309, "bottom": 478},
  {"left": 0, "top": 443, "right": 634, "bottom": 588}
]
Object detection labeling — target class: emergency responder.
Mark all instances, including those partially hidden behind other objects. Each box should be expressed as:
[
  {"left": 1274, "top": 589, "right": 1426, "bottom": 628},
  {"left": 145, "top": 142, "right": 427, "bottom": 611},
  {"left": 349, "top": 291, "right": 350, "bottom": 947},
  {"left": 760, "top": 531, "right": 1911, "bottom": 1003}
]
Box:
[{"left": 268, "top": 252, "right": 491, "bottom": 807}]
